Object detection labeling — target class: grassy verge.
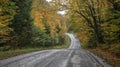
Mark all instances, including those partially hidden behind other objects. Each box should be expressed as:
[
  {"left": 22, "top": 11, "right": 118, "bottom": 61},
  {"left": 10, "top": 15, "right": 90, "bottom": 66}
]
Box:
[
  {"left": 81, "top": 42, "right": 120, "bottom": 67},
  {"left": 89, "top": 48, "right": 120, "bottom": 67},
  {"left": 0, "top": 44, "right": 70, "bottom": 60}
]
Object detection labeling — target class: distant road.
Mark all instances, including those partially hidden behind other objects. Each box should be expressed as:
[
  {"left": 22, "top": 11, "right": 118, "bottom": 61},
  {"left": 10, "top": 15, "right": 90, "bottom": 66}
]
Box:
[{"left": 0, "top": 33, "right": 111, "bottom": 67}]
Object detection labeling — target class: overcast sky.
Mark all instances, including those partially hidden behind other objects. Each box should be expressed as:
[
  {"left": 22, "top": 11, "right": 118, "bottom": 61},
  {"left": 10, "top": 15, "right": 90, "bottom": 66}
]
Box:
[
  {"left": 46, "top": 0, "right": 52, "bottom": 2},
  {"left": 57, "top": 10, "right": 67, "bottom": 15},
  {"left": 46, "top": 0, "right": 67, "bottom": 15}
]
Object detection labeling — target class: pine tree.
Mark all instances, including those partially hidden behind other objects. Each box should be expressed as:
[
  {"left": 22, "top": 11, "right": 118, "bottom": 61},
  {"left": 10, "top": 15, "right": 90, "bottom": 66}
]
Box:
[{"left": 10, "top": 0, "right": 33, "bottom": 47}]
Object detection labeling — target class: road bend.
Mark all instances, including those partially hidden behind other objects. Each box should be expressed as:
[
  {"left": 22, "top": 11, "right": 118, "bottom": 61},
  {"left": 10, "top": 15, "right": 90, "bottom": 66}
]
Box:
[{"left": 0, "top": 33, "right": 111, "bottom": 67}]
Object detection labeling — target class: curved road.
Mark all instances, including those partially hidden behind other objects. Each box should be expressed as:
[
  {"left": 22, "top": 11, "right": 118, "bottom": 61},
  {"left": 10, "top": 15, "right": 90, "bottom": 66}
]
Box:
[{"left": 0, "top": 33, "right": 111, "bottom": 67}]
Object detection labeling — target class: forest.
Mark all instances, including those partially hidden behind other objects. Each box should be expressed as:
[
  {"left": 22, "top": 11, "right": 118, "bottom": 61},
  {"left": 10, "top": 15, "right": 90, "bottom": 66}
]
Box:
[
  {"left": 0, "top": 0, "right": 68, "bottom": 51},
  {"left": 67, "top": 0, "right": 120, "bottom": 66},
  {"left": 0, "top": 0, "right": 120, "bottom": 66},
  {"left": 68, "top": 0, "right": 120, "bottom": 53}
]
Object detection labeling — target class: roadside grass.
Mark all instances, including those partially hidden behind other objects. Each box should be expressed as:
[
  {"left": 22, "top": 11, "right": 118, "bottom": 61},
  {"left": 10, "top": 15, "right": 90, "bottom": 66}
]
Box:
[
  {"left": 89, "top": 47, "right": 120, "bottom": 67},
  {"left": 0, "top": 35, "right": 71, "bottom": 60},
  {"left": 0, "top": 44, "right": 70, "bottom": 60},
  {"left": 81, "top": 42, "right": 120, "bottom": 67},
  {"left": 0, "top": 48, "right": 41, "bottom": 60}
]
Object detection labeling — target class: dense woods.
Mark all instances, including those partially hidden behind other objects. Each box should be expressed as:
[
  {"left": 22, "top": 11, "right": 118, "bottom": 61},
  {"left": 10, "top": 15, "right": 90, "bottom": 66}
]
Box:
[
  {"left": 32, "top": 0, "right": 67, "bottom": 46},
  {"left": 67, "top": 0, "right": 120, "bottom": 56},
  {"left": 0, "top": 0, "right": 67, "bottom": 51},
  {"left": 0, "top": 0, "right": 17, "bottom": 50},
  {"left": 0, "top": 0, "right": 120, "bottom": 66},
  {"left": 63, "top": 0, "right": 120, "bottom": 66}
]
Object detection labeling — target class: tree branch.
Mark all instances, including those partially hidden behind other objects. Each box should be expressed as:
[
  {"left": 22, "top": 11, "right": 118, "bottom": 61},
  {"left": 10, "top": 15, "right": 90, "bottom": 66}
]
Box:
[{"left": 75, "top": 11, "right": 94, "bottom": 28}]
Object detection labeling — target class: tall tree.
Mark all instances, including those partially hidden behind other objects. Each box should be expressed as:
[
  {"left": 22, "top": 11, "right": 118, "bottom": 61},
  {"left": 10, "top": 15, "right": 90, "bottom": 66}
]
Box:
[
  {"left": 0, "top": 0, "right": 16, "bottom": 47},
  {"left": 10, "top": 0, "right": 33, "bottom": 47},
  {"left": 32, "top": 0, "right": 67, "bottom": 46},
  {"left": 69, "top": 0, "right": 108, "bottom": 43},
  {"left": 102, "top": 0, "right": 120, "bottom": 43}
]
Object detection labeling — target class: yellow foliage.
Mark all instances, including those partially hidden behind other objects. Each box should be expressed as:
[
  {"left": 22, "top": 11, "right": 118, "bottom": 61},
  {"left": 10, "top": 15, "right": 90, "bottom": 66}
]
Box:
[{"left": 32, "top": 0, "right": 67, "bottom": 39}]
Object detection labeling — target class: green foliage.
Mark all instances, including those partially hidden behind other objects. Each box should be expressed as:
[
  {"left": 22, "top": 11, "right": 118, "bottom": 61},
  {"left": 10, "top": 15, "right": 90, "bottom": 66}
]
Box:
[
  {"left": 31, "top": 0, "right": 67, "bottom": 46},
  {"left": 9, "top": 0, "right": 33, "bottom": 47},
  {"left": 69, "top": 0, "right": 106, "bottom": 44},
  {"left": 68, "top": 0, "right": 120, "bottom": 57},
  {"left": 0, "top": 0, "right": 16, "bottom": 47},
  {"left": 68, "top": 0, "right": 120, "bottom": 44},
  {"left": 103, "top": 2, "right": 120, "bottom": 44},
  {"left": 32, "top": 26, "right": 51, "bottom": 47},
  {"left": 0, "top": 0, "right": 68, "bottom": 51}
]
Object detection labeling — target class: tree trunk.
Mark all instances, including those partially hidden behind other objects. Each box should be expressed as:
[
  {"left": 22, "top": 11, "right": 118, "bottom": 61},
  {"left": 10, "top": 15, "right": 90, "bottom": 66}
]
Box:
[{"left": 93, "top": 23, "right": 104, "bottom": 43}]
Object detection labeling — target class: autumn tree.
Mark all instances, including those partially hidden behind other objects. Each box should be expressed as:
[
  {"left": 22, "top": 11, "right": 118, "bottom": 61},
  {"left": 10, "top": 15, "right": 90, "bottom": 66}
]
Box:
[
  {"left": 32, "top": 0, "right": 67, "bottom": 46},
  {"left": 68, "top": 0, "right": 110, "bottom": 44},
  {"left": 102, "top": 0, "right": 120, "bottom": 43},
  {"left": 0, "top": 0, "right": 16, "bottom": 49}
]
